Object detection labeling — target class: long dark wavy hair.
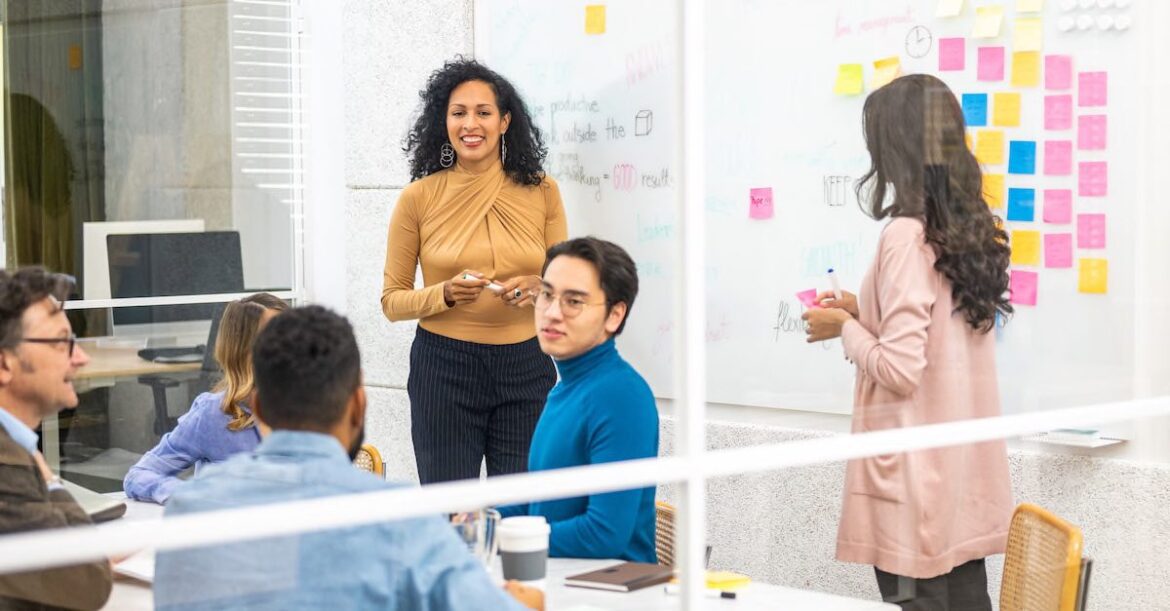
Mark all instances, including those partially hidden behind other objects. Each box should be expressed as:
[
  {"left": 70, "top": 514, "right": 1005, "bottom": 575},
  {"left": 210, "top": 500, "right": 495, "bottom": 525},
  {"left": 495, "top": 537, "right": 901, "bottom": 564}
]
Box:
[
  {"left": 856, "top": 74, "right": 1012, "bottom": 333},
  {"left": 403, "top": 58, "right": 547, "bottom": 186}
]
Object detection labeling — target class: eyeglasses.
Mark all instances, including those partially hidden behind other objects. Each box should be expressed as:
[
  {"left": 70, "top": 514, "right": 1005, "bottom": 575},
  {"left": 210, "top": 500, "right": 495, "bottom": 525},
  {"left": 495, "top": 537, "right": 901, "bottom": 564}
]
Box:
[
  {"left": 533, "top": 289, "right": 607, "bottom": 318},
  {"left": 20, "top": 334, "right": 77, "bottom": 356}
]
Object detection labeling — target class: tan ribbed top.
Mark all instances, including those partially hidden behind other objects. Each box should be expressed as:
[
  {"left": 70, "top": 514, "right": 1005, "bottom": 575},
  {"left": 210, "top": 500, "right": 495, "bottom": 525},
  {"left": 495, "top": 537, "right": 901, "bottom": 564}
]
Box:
[{"left": 381, "top": 161, "right": 567, "bottom": 345}]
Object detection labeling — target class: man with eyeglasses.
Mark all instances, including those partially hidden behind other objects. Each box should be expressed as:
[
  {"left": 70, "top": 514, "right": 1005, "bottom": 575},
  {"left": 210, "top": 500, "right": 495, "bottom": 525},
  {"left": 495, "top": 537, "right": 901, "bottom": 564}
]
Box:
[
  {"left": 498, "top": 237, "right": 659, "bottom": 563},
  {"left": 0, "top": 267, "right": 112, "bottom": 610}
]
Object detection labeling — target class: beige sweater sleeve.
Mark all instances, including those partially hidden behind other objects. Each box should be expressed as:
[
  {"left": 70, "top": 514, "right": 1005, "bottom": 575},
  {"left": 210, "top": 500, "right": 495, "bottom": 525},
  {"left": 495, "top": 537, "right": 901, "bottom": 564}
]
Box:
[{"left": 381, "top": 187, "right": 452, "bottom": 322}]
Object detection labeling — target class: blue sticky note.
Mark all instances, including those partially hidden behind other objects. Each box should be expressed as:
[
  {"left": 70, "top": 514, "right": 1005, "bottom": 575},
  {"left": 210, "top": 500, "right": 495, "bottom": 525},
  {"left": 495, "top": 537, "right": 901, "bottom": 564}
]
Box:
[
  {"left": 962, "top": 94, "right": 988, "bottom": 127},
  {"left": 1007, "top": 188, "right": 1036, "bottom": 221},
  {"left": 1008, "top": 140, "right": 1037, "bottom": 175}
]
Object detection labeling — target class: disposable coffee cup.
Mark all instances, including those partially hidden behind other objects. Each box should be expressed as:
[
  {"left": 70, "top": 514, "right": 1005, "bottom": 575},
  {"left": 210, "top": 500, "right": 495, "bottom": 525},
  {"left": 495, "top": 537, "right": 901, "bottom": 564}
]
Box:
[{"left": 498, "top": 516, "right": 550, "bottom": 588}]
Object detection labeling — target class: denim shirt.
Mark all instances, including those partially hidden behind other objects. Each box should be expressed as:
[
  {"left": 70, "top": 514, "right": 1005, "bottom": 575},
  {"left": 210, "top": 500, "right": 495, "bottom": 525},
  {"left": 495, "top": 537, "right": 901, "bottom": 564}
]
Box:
[
  {"left": 154, "top": 431, "right": 523, "bottom": 611},
  {"left": 123, "top": 391, "right": 261, "bottom": 504}
]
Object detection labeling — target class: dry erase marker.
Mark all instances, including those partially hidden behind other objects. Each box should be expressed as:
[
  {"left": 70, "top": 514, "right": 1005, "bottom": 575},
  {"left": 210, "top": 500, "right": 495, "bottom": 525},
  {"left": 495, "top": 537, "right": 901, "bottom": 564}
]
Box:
[
  {"left": 663, "top": 584, "right": 737, "bottom": 599},
  {"left": 462, "top": 273, "right": 505, "bottom": 293},
  {"left": 827, "top": 268, "right": 842, "bottom": 301}
]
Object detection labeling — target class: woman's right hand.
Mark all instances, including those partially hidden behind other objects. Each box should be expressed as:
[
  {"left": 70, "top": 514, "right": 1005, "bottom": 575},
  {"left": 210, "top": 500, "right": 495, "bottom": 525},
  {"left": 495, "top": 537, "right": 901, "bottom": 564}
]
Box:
[
  {"left": 443, "top": 270, "right": 489, "bottom": 307},
  {"left": 816, "top": 290, "right": 860, "bottom": 319}
]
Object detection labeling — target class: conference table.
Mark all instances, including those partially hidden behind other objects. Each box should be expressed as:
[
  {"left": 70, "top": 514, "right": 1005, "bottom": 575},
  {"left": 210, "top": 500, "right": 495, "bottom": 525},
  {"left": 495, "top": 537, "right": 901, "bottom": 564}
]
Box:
[{"left": 102, "top": 497, "right": 895, "bottom": 610}]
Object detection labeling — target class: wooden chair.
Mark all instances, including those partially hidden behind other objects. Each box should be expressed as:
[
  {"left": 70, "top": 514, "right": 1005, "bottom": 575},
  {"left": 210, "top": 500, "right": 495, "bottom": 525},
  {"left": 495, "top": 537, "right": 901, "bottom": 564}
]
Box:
[
  {"left": 352, "top": 443, "right": 385, "bottom": 478},
  {"left": 655, "top": 501, "right": 676, "bottom": 567},
  {"left": 1000, "top": 503, "right": 1090, "bottom": 611}
]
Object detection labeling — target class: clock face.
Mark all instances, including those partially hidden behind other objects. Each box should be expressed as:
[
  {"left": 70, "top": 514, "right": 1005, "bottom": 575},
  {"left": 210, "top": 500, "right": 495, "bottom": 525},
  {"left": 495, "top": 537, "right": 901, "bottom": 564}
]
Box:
[{"left": 905, "top": 26, "right": 933, "bottom": 58}]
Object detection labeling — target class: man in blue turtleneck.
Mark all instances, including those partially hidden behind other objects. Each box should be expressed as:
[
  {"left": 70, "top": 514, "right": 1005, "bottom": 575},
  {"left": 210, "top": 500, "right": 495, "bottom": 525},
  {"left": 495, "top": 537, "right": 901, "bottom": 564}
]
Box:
[{"left": 499, "top": 237, "right": 658, "bottom": 563}]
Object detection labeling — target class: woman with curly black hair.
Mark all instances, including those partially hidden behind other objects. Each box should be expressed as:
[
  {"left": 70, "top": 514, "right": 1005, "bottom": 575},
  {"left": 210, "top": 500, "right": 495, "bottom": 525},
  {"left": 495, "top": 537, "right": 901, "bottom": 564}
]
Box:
[
  {"left": 803, "top": 74, "right": 1014, "bottom": 610},
  {"left": 382, "top": 59, "right": 566, "bottom": 484}
]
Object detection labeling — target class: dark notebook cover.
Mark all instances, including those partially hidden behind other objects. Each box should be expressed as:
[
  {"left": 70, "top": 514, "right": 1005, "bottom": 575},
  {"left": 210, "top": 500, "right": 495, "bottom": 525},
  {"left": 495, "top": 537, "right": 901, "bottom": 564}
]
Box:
[{"left": 564, "top": 562, "right": 675, "bottom": 592}]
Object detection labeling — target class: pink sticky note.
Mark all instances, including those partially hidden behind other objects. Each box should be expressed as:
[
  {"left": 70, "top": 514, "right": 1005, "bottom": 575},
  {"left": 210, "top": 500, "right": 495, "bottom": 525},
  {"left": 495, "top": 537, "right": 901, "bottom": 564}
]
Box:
[
  {"left": 1044, "top": 95, "right": 1073, "bottom": 130},
  {"left": 1044, "top": 141, "right": 1073, "bottom": 176},
  {"left": 1044, "top": 234, "right": 1073, "bottom": 268},
  {"left": 1010, "top": 270, "right": 1038, "bottom": 306},
  {"left": 939, "top": 38, "right": 966, "bottom": 71},
  {"left": 749, "top": 187, "right": 774, "bottom": 220},
  {"left": 1079, "top": 162, "right": 1108, "bottom": 197},
  {"left": 1077, "top": 115, "right": 1107, "bottom": 150},
  {"left": 978, "top": 47, "right": 1005, "bottom": 81},
  {"left": 796, "top": 288, "right": 820, "bottom": 309},
  {"left": 1043, "top": 189, "right": 1073, "bottom": 223},
  {"left": 1077, "top": 213, "right": 1106, "bottom": 248},
  {"left": 1079, "top": 72, "right": 1108, "bottom": 107},
  {"left": 1045, "top": 55, "right": 1073, "bottom": 90}
]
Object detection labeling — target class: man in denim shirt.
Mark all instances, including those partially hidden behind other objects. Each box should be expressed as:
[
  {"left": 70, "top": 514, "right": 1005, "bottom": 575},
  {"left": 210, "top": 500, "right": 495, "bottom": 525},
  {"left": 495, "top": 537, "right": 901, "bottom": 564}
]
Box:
[{"left": 155, "top": 306, "right": 536, "bottom": 610}]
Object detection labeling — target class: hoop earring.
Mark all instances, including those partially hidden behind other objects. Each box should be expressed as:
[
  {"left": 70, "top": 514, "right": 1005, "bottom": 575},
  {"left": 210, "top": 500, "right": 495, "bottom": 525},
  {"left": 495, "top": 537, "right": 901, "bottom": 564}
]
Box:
[
  {"left": 439, "top": 143, "right": 455, "bottom": 168},
  {"left": 500, "top": 134, "right": 507, "bottom": 165}
]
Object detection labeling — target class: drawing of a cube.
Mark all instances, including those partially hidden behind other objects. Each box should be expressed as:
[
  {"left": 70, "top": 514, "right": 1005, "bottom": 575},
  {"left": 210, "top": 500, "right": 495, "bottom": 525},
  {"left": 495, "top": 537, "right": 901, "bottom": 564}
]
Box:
[{"left": 635, "top": 110, "right": 653, "bottom": 136}]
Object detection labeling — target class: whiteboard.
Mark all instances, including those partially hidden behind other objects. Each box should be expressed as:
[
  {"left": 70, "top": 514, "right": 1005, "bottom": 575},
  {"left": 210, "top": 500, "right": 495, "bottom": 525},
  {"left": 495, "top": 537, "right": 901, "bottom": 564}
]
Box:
[{"left": 476, "top": 0, "right": 1148, "bottom": 415}]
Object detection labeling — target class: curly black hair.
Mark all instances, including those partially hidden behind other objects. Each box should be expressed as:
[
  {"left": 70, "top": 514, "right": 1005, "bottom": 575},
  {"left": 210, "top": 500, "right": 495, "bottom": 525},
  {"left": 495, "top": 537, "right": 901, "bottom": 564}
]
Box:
[
  {"left": 403, "top": 58, "right": 547, "bottom": 186},
  {"left": 0, "top": 267, "right": 74, "bottom": 350},
  {"left": 856, "top": 74, "right": 1013, "bottom": 333}
]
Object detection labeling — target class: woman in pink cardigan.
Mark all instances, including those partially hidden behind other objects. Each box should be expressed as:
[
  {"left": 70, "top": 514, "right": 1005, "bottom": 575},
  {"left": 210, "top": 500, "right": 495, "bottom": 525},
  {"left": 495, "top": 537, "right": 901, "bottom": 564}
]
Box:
[{"left": 803, "top": 74, "right": 1015, "bottom": 610}]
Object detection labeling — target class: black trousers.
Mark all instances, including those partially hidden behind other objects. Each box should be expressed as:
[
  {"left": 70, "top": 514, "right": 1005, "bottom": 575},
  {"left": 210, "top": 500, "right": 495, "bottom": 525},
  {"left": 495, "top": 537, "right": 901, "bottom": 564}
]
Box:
[
  {"left": 407, "top": 327, "right": 556, "bottom": 485},
  {"left": 875, "top": 559, "right": 992, "bottom": 611}
]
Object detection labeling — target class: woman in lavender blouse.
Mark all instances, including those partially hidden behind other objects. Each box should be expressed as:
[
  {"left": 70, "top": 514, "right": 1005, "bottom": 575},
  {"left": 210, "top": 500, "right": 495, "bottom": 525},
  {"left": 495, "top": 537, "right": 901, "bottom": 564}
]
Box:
[{"left": 122, "top": 293, "right": 287, "bottom": 504}]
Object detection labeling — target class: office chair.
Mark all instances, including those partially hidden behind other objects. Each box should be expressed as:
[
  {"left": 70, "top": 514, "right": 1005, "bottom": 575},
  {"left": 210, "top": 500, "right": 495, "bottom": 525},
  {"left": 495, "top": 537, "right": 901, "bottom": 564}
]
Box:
[
  {"left": 137, "top": 302, "right": 227, "bottom": 435},
  {"left": 1000, "top": 503, "right": 1091, "bottom": 611},
  {"left": 353, "top": 444, "right": 386, "bottom": 479}
]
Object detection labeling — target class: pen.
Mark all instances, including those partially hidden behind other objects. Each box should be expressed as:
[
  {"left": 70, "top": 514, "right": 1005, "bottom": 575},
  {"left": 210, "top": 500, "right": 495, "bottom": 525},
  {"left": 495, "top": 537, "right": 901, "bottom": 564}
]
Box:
[
  {"left": 827, "top": 268, "right": 842, "bottom": 301},
  {"left": 663, "top": 584, "right": 738, "bottom": 599}
]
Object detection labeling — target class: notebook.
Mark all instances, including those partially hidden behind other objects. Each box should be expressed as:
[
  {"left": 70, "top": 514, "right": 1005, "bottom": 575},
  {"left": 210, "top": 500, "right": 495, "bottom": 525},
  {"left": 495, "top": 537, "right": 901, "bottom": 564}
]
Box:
[{"left": 564, "top": 562, "right": 675, "bottom": 592}]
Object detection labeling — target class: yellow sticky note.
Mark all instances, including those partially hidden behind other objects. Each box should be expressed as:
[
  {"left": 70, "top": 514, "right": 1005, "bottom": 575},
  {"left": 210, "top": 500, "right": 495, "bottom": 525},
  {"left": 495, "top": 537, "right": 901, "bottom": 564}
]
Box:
[
  {"left": 871, "top": 56, "right": 902, "bottom": 89},
  {"left": 975, "top": 129, "right": 1005, "bottom": 165},
  {"left": 1014, "top": 17, "right": 1043, "bottom": 51},
  {"left": 983, "top": 173, "right": 1005, "bottom": 208},
  {"left": 1011, "top": 230, "right": 1041, "bottom": 266},
  {"left": 1010, "top": 51, "right": 1041, "bottom": 87},
  {"left": 1017, "top": 0, "right": 1045, "bottom": 12},
  {"left": 937, "top": 0, "right": 964, "bottom": 17},
  {"left": 1079, "top": 259, "right": 1108, "bottom": 293},
  {"left": 584, "top": 5, "right": 606, "bottom": 35},
  {"left": 834, "top": 64, "right": 864, "bottom": 95},
  {"left": 973, "top": 5, "right": 1004, "bottom": 38},
  {"left": 966, "top": 132, "right": 974, "bottom": 151},
  {"left": 68, "top": 45, "right": 83, "bottom": 70},
  {"left": 992, "top": 92, "right": 1021, "bottom": 127}
]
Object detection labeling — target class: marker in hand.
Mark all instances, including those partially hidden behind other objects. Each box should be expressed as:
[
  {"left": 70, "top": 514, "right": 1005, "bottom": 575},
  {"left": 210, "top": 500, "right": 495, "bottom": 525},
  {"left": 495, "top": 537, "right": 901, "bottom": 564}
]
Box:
[
  {"left": 463, "top": 274, "right": 523, "bottom": 299},
  {"left": 827, "top": 268, "right": 843, "bottom": 301}
]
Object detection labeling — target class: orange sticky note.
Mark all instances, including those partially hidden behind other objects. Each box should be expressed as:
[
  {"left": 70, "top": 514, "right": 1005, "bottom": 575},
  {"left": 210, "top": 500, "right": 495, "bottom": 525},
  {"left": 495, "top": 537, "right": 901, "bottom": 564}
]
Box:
[
  {"left": 68, "top": 45, "right": 83, "bottom": 70},
  {"left": 585, "top": 5, "right": 606, "bottom": 35},
  {"left": 872, "top": 56, "right": 902, "bottom": 89},
  {"left": 992, "top": 92, "right": 1021, "bottom": 126},
  {"left": 834, "top": 64, "right": 864, "bottom": 95},
  {"left": 1011, "top": 51, "right": 1041, "bottom": 87},
  {"left": 1078, "top": 258, "right": 1108, "bottom": 294},
  {"left": 975, "top": 129, "right": 1005, "bottom": 165},
  {"left": 1011, "top": 230, "right": 1041, "bottom": 266},
  {"left": 983, "top": 173, "right": 1005, "bottom": 208}
]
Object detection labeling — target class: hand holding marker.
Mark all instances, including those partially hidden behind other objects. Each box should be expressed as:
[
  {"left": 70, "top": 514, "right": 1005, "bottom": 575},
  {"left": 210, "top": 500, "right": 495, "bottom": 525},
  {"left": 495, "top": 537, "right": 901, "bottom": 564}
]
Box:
[{"left": 463, "top": 273, "right": 523, "bottom": 300}]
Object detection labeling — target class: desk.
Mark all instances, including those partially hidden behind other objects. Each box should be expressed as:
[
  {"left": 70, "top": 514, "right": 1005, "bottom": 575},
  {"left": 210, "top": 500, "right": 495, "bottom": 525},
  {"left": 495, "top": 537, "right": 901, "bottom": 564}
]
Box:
[{"left": 102, "top": 498, "right": 895, "bottom": 610}]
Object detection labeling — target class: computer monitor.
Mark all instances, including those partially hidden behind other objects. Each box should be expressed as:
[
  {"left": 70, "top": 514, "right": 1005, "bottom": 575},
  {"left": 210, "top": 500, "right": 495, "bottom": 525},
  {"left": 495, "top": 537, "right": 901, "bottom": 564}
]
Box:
[{"left": 107, "top": 231, "right": 245, "bottom": 328}]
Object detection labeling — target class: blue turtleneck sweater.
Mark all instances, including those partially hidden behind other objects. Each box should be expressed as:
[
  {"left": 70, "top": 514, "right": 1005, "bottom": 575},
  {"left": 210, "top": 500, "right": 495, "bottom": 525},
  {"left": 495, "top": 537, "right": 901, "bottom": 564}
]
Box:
[{"left": 500, "top": 338, "right": 658, "bottom": 563}]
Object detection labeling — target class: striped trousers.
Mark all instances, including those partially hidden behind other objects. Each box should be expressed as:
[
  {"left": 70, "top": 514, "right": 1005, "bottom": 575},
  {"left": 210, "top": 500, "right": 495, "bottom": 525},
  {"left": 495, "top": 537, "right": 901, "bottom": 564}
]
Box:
[{"left": 407, "top": 326, "right": 557, "bottom": 485}]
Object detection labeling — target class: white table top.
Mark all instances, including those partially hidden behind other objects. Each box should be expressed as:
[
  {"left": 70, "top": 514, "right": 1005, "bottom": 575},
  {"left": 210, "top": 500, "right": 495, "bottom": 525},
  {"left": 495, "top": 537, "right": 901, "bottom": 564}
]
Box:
[{"left": 102, "top": 498, "right": 894, "bottom": 610}]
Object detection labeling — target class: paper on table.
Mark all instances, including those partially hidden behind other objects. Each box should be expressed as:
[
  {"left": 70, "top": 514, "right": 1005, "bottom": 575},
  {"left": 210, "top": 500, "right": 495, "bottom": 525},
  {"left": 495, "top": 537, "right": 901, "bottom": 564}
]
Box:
[
  {"left": 978, "top": 46, "right": 1005, "bottom": 81},
  {"left": 114, "top": 549, "right": 155, "bottom": 583}
]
